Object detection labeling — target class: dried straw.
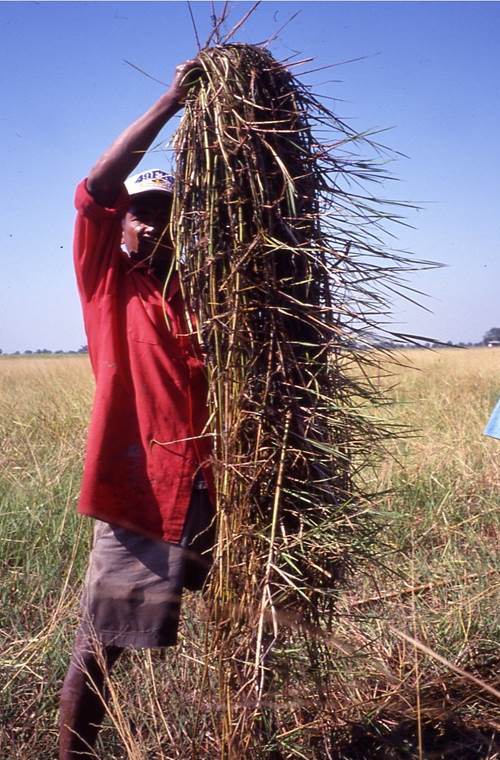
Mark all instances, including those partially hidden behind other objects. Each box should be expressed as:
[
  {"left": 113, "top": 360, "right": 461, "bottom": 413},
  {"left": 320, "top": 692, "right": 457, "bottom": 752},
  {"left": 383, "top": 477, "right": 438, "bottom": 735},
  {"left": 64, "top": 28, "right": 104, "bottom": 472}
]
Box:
[{"left": 171, "top": 43, "right": 421, "bottom": 757}]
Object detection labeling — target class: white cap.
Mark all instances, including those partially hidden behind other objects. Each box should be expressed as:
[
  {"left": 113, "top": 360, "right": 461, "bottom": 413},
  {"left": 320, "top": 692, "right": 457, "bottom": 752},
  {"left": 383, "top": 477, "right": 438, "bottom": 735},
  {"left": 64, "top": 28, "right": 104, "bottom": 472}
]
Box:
[{"left": 125, "top": 169, "right": 174, "bottom": 197}]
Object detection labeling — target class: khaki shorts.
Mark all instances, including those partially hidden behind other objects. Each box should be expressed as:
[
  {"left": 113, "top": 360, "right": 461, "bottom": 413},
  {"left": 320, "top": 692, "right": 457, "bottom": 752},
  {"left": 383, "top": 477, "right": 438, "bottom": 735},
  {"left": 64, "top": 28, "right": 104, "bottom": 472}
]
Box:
[{"left": 80, "top": 489, "right": 215, "bottom": 648}]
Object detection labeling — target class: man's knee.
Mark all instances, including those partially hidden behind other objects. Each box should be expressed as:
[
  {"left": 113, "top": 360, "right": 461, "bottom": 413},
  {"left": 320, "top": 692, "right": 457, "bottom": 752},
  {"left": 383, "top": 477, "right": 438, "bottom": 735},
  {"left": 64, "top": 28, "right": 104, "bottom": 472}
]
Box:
[{"left": 60, "top": 628, "right": 123, "bottom": 701}]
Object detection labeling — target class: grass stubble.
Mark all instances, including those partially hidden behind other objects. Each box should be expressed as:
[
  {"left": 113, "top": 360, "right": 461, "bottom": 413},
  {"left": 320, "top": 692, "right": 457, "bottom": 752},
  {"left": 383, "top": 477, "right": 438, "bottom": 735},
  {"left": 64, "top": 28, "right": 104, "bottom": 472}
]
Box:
[{"left": 0, "top": 350, "right": 498, "bottom": 758}]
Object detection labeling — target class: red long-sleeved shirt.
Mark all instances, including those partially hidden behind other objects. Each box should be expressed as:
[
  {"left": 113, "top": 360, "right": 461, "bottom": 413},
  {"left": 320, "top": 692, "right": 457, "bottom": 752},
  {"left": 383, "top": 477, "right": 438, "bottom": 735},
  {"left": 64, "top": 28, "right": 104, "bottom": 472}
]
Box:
[{"left": 73, "top": 180, "right": 213, "bottom": 542}]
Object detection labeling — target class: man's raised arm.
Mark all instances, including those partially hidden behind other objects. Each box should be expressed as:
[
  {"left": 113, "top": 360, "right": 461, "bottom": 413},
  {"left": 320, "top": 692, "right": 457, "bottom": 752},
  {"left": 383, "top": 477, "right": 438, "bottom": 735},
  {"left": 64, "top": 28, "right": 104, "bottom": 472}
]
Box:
[{"left": 87, "top": 59, "right": 199, "bottom": 207}]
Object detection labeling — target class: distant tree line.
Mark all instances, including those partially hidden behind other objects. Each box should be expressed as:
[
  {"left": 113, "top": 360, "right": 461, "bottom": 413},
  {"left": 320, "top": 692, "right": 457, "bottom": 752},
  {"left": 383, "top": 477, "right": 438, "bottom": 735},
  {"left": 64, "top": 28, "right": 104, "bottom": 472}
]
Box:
[
  {"left": 0, "top": 345, "right": 88, "bottom": 356},
  {"left": 2, "top": 330, "right": 500, "bottom": 355}
]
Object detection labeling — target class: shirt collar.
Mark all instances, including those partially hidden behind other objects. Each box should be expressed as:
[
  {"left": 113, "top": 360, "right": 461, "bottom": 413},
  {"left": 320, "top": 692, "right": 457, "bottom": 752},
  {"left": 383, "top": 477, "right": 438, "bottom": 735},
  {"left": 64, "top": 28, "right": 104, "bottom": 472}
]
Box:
[{"left": 125, "top": 252, "right": 180, "bottom": 302}]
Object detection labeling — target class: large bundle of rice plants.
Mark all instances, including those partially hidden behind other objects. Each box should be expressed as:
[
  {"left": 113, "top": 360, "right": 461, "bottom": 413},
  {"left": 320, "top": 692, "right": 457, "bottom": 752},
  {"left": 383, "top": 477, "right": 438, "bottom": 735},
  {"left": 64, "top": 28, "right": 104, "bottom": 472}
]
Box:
[{"left": 171, "top": 42, "right": 420, "bottom": 757}]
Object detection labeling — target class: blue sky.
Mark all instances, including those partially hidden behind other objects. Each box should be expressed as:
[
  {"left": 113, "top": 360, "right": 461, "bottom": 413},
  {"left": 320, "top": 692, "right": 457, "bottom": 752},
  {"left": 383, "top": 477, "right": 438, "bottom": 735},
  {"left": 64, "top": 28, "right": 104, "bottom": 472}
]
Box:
[{"left": 1, "top": 1, "right": 499, "bottom": 352}]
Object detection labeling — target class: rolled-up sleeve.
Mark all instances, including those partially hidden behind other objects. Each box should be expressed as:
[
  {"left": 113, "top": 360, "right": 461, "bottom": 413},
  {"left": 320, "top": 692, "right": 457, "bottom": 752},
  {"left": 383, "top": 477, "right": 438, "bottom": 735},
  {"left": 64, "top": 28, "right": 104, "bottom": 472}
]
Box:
[{"left": 73, "top": 179, "right": 130, "bottom": 300}]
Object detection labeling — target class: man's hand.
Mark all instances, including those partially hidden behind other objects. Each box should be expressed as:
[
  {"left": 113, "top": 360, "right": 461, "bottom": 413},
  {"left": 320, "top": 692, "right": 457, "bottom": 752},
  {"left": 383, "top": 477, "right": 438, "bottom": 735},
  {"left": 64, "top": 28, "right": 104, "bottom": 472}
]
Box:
[{"left": 167, "top": 59, "right": 202, "bottom": 109}]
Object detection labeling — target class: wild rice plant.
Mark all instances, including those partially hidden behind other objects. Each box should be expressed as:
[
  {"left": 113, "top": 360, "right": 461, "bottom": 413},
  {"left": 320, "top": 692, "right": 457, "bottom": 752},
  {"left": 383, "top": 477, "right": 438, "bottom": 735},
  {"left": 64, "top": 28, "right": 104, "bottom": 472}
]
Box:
[{"left": 171, "top": 43, "right": 426, "bottom": 757}]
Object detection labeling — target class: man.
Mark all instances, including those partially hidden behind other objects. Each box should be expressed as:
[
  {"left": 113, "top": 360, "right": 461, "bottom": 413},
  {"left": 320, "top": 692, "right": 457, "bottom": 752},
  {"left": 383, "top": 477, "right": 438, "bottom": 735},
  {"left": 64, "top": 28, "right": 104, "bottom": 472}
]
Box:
[{"left": 59, "top": 60, "right": 215, "bottom": 759}]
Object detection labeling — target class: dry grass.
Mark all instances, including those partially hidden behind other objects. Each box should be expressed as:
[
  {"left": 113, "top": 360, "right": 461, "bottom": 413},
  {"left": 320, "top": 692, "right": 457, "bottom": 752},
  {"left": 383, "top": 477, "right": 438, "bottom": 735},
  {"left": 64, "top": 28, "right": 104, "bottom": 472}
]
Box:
[
  {"left": 0, "top": 356, "right": 94, "bottom": 759},
  {"left": 0, "top": 349, "right": 499, "bottom": 758}
]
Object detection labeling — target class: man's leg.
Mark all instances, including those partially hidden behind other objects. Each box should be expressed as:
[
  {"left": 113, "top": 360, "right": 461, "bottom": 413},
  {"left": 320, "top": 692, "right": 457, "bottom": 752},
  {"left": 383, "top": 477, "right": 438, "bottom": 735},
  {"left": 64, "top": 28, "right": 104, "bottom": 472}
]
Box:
[{"left": 59, "top": 627, "right": 123, "bottom": 759}]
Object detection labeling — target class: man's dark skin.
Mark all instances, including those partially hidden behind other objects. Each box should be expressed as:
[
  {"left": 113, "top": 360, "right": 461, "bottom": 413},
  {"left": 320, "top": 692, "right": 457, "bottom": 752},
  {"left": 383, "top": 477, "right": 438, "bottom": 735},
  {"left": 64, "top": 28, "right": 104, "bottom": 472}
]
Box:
[
  {"left": 59, "top": 58, "right": 198, "bottom": 760},
  {"left": 124, "top": 192, "right": 174, "bottom": 280}
]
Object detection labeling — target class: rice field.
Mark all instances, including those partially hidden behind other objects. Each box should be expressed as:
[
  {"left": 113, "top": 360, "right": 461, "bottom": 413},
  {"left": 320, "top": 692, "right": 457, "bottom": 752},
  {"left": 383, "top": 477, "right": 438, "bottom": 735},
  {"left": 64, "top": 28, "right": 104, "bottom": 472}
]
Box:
[{"left": 0, "top": 348, "right": 499, "bottom": 759}]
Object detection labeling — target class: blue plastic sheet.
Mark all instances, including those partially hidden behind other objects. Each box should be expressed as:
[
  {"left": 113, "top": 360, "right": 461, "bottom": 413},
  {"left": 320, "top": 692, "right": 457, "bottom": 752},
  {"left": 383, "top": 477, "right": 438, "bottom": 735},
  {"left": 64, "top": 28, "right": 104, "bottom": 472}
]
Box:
[{"left": 484, "top": 398, "right": 500, "bottom": 439}]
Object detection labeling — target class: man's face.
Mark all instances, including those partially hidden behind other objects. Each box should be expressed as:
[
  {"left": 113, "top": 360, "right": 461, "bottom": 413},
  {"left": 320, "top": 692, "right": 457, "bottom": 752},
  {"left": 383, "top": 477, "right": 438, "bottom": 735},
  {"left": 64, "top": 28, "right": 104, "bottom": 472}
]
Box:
[{"left": 122, "top": 192, "right": 173, "bottom": 275}]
